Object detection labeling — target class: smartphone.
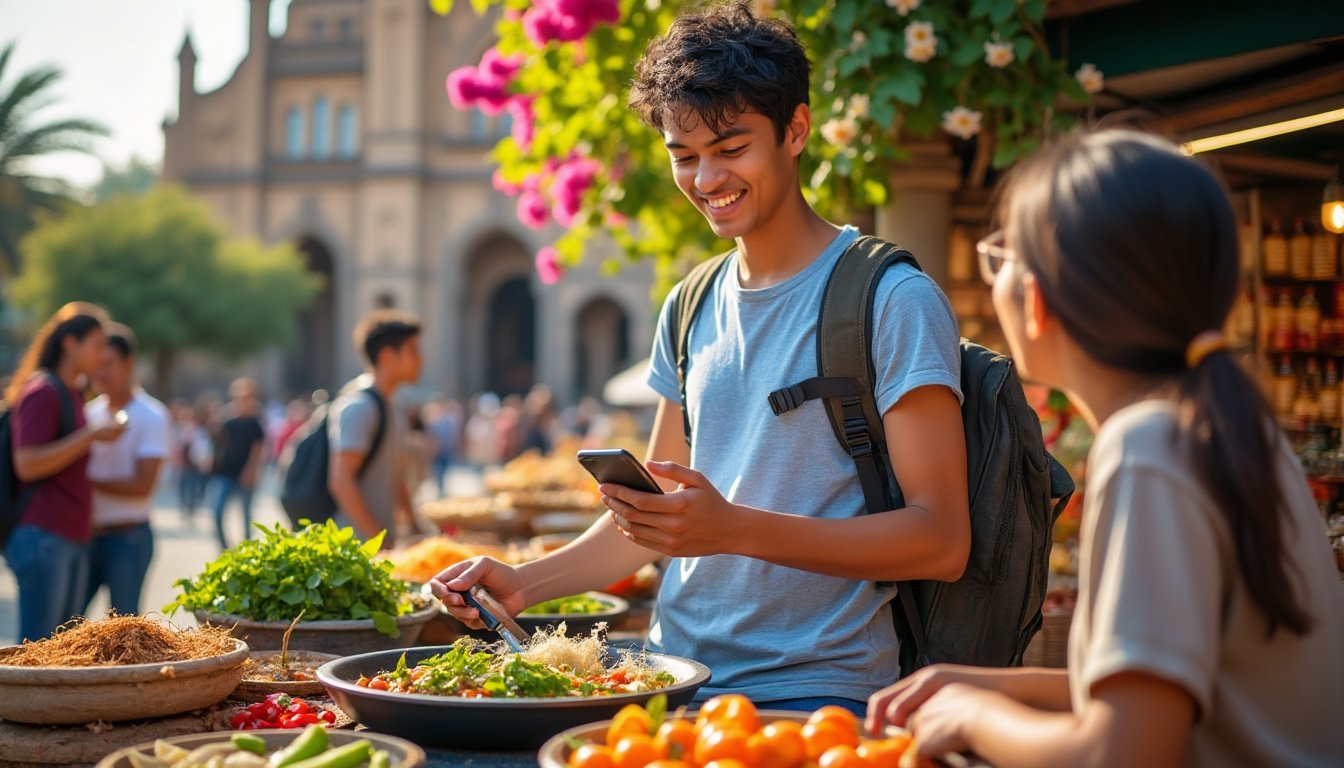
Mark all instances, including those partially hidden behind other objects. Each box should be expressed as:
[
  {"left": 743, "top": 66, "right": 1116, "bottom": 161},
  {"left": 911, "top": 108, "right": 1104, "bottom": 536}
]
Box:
[{"left": 576, "top": 449, "right": 664, "bottom": 494}]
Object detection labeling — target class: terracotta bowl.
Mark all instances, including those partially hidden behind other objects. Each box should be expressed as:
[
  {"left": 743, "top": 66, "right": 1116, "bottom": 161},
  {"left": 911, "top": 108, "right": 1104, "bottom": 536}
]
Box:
[
  {"left": 195, "top": 603, "right": 438, "bottom": 656},
  {"left": 0, "top": 638, "right": 248, "bottom": 725},
  {"left": 95, "top": 728, "right": 426, "bottom": 768}
]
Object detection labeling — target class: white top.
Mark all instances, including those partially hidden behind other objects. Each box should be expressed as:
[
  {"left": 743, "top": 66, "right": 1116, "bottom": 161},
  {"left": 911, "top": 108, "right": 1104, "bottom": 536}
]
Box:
[
  {"left": 1070, "top": 400, "right": 1344, "bottom": 767},
  {"left": 86, "top": 390, "right": 170, "bottom": 526}
]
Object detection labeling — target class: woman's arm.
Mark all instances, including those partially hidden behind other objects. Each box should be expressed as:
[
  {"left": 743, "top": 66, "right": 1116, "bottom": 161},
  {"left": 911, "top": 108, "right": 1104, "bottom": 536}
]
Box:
[
  {"left": 906, "top": 671, "right": 1194, "bottom": 768},
  {"left": 16, "top": 424, "right": 123, "bottom": 482}
]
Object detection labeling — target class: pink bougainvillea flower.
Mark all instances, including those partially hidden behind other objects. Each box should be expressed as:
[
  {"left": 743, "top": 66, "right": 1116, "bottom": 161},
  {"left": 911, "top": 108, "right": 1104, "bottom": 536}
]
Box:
[
  {"left": 523, "top": 3, "right": 593, "bottom": 46},
  {"left": 480, "top": 48, "right": 523, "bottom": 82},
  {"left": 535, "top": 246, "right": 564, "bottom": 284},
  {"left": 555, "top": 0, "right": 620, "bottom": 24},
  {"left": 518, "top": 190, "right": 550, "bottom": 230},
  {"left": 507, "top": 96, "right": 536, "bottom": 151},
  {"left": 492, "top": 168, "right": 523, "bottom": 196}
]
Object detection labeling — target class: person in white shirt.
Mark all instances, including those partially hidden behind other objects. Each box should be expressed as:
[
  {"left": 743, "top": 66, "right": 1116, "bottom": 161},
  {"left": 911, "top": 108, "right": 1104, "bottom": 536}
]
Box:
[{"left": 83, "top": 323, "right": 170, "bottom": 616}]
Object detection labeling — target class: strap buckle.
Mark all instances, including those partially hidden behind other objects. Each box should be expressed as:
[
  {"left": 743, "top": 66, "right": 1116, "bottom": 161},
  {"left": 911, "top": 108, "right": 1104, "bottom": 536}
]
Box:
[
  {"left": 767, "top": 384, "right": 807, "bottom": 416},
  {"left": 840, "top": 396, "right": 872, "bottom": 458}
]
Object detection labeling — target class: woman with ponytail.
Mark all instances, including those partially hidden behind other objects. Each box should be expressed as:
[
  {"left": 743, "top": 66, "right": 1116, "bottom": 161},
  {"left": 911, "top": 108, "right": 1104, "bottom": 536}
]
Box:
[
  {"left": 4, "top": 301, "right": 126, "bottom": 642},
  {"left": 867, "top": 129, "right": 1344, "bottom": 766}
]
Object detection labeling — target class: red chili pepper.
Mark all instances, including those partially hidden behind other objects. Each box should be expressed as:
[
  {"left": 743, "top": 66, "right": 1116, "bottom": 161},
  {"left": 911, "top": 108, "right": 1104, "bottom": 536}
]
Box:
[
  {"left": 286, "top": 700, "right": 311, "bottom": 715},
  {"left": 318, "top": 710, "right": 336, "bottom": 724}
]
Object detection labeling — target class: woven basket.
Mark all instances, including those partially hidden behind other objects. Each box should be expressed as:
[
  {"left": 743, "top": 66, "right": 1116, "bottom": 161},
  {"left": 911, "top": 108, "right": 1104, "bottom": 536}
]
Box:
[{"left": 1023, "top": 609, "right": 1073, "bottom": 668}]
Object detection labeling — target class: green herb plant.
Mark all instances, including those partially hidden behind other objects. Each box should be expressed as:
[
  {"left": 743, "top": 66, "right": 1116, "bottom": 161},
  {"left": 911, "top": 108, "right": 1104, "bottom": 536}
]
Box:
[
  {"left": 520, "top": 594, "right": 614, "bottom": 616},
  {"left": 164, "top": 521, "right": 414, "bottom": 636}
]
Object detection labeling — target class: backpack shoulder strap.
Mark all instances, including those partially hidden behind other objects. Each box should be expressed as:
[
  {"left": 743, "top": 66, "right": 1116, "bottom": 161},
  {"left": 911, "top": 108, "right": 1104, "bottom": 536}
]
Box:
[
  {"left": 767, "top": 235, "right": 920, "bottom": 514},
  {"left": 358, "top": 387, "right": 388, "bottom": 478},
  {"left": 38, "top": 370, "right": 76, "bottom": 436},
  {"left": 672, "top": 250, "right": 733, "bottom": 445}
]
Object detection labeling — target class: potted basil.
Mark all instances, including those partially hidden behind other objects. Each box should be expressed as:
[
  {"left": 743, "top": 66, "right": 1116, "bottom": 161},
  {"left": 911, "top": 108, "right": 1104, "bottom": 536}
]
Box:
[{"left": 166, "top": 521, "right": 437, "bottom": 655}]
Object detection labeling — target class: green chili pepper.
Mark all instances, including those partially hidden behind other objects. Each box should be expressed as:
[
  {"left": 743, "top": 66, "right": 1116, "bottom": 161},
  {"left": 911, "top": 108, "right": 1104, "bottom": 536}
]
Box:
[
  {"left": 283, "top": 741, "right": 374, "bottom": 768},
  {"left": 230, "top": 734, "right": 267, "bottom": 755},
  {"left": 266, "top": 724, "right": 329, "bottom": 768}
]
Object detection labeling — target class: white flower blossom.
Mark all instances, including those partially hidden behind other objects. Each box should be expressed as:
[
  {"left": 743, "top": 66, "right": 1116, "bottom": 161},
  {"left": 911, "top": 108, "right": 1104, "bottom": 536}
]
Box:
[
  {"left": 905, "top": 20, "right": 934, "bottom": 46},
  {"left": 942, "top": 106, "right": 983, "bottom": 140},
  {"left": 851, "top": 31, "right": 868, "bottom": 51},
  {"left": 984, "top": 40, "right": 1014, "bottom": 69},
  {"left": 848, "top": 94, "right": 870, "bottom": 119},
  {"left": 886, "top": 0, "right": 922, "bottom": 16},
  {"left": 821, "top": 116, "right": 860, "bottom": 147},
  {"left": 1075, "top": 63, "right": 1104, "bottom": 93},
  {"left": 905, "top": 39, "right": 936, "bottom": 63}
]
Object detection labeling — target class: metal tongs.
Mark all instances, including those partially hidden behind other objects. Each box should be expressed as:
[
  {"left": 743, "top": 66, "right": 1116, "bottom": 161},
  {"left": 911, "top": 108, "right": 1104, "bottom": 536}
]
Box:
[{"left": 452, "top": 584, "right": 529, "bottom": 653}]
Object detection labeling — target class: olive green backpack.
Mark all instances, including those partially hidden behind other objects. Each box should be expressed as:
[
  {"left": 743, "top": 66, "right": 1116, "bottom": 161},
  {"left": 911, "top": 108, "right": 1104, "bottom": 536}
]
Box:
[{"left": 670, "top": 235, "right": 1075, "bottom": 675}]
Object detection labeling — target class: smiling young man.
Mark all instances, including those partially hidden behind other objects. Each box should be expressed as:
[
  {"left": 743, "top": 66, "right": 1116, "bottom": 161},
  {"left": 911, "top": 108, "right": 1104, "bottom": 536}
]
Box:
[{"left": 433, "top": 2, "right": 969, "bottom": 713}]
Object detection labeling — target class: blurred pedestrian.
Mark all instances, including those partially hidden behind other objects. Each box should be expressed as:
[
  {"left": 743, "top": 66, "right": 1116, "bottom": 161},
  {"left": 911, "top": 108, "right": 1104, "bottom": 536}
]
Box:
[
  {"left": 328, "top": 310, "right": 422, "bottom": 547},
  {"left": 207, "top": 378, "right": 265, "bottom": 550},
  {"left": 174, "top": 402, "right": 211, "bottom": 518},
  {"left": 83, "top": 323, "right": 169, "bottom": 616},
  {"left": 3, "top": 302, "right": 123, "bottom": 641},
  {"left": 520, "top": 384, "right": 558, "bottom": 456},
  {"left": 423, "top": 396, "right": 461, "bottom": 497}
]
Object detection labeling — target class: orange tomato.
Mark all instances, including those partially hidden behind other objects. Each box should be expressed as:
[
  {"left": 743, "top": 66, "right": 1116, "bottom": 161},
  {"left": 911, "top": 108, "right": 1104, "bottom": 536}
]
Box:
[
  {"left": 654, "top": 719, "right": 697, "bottom": 761},
  {"left": 694, "top": 725, "right": 752, "bottom": 766},
  {"left": 818, "top": 744, "right": 870, "bottom": 768},
  {"left": 857, "top": 735, "right": 911, "bottom": 768},
  {"left": 703, "top": 761, "right": 750, "bottom": 768},
  {"left": 569, "top": 744, "right": 616, "bottom": 768},
  {"left": 802, "top": 720, "right": 860, "bottom": 760},
  {"left": 696, "top": 694, "right": 761, "bottom": 734},
  {"left": 747, "top": 721, "right": 807, "bottom": 768},
  {"left": 644, "top": 762, "right": 691, "bottom": 768},
  {"left": 612, "top": 734, "right": 664, "bottom": 768},
  {"left": 607, "top": 705, "right": 656, "bottom": 746},
  {"left": 806, "top": 706, "right": 861, "bottom": 735}
]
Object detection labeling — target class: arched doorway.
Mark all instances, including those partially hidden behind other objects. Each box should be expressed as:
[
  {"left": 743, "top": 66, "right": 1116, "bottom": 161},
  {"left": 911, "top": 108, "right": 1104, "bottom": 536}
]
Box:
[
  {"left": 463, "top": 234, "right": 535, "bottom": 398},
  {"left": 287, "top": 236, "right": 336, "bottom": 396},
  {"left": 574, "top": 297, "right": 629, "bottom": 400},
  {"left": 487, "top": 277, "right": 536, "bottom": 396}
]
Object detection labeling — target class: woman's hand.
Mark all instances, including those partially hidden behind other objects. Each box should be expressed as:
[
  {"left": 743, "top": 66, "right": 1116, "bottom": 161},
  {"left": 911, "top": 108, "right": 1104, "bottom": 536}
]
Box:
[
  {"left": 902, "top": 683, "right": 992, "bottom": 763},
  {"left": 867, "top": 664, "right": 1008, "bottom": 733},
  {"left": 601, "top": 460, "right": 750, "bottom": 557},
  {"left": 428, "top": 556, "right": 526, "bottom": 628}
]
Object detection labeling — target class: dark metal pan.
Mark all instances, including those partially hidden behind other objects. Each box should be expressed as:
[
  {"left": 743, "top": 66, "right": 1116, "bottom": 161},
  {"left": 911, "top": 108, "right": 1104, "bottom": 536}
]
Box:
[{"left": 316, "top": 645, "right": 710, "bottom": 750}]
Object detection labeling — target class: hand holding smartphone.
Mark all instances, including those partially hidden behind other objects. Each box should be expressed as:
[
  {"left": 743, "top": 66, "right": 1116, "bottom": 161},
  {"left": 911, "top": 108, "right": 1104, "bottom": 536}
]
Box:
[{"left": 576, "top": 448, "right": 664, "bottom": 494}]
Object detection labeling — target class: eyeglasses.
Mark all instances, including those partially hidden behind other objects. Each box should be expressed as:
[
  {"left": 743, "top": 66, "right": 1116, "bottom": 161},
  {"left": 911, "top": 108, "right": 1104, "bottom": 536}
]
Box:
[{"left": 976, "top": 230, "right": 1017, "bottom": 285}]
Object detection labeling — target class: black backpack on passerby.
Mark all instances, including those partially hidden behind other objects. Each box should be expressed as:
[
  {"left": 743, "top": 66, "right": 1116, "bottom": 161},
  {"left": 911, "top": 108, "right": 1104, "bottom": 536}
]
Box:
[
  {"left": 278, "top": 387, "right": 386, "bottom": 528},
  {"left": 672, "top": 235, "right": 1075, "bottom": 676},
  {"left": 0, "top": 371, "right": 77, "bottom": 548}
]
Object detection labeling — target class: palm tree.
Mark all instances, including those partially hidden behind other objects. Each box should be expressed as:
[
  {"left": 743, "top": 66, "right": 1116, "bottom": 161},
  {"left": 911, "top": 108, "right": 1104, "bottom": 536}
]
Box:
[{"left": 0, "top": 42, "right": 106, "bottom": 275}]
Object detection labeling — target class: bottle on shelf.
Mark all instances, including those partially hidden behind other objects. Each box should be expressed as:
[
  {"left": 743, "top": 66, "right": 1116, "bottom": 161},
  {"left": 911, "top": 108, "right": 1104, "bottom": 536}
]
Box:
[
  {"left": 1263, "top": 218, "right": 1288, "bottom": 276},
  {"left": 1290, "top": 217, "right": 1313, "bottom": 279},
  {"left": 1321, "top": 359, "right": 1340, "bottom": 424},
  {"left": 1273, "top": 288, "right": 1296, "bottom": 351},
  {"left": 1239, "top": 223, "right": 1258, "bottom": 273},
  {"left": 1312, "top": 219, "right": 1336, "bottom": 278},
  {"left": 1294, "top": 358, "right": 1323, "bottom": 429},
  {"left": 1274, "top": 355, "right": 1296, "bottom": 416},
  {"left": 1297, "top": 290, "right": 1321, "bottom": 352},
  {"left": 1229, "top": 290, "right": 1255, "bottom": 345}
]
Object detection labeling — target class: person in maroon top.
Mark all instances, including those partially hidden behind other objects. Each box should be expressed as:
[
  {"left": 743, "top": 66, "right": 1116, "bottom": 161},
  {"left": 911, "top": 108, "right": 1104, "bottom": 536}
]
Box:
[{"left": 4, "top": 301, "right": 125, "bottom": 642}]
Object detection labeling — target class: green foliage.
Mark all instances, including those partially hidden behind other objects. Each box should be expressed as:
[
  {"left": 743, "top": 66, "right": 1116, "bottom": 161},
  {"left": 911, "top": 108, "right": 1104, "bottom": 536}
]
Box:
[
  {"left": 433, "top": 1, "right": 1087, "bottom": 295},
  {"left": 92, "top": 156, "right": 158, "bottom": 202},
  {"left": 520, "top": 593, "right": 614, "bottom": 615},
  {"left": 164, "top": 520, "right": 415, "bottom": 634},
  {"left": 11, "top": 186, "right": 319, "bottom": 384},
  {"left": 0, "top": 42, "right": 107, "bottom": 275}
]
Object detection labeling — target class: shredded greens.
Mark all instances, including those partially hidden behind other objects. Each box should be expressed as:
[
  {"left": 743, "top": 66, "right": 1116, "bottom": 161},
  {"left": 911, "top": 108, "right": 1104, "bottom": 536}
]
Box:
[{"left": 520, "top": 594, "right": 614, "bottom": 616}]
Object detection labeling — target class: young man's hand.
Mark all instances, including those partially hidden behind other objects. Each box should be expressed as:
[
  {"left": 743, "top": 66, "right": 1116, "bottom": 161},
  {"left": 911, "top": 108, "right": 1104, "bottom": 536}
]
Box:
[
  {"left": 428, "top": 556, "right": 527, "bottom": 628},
  {"left": 601, "top": 461, "right": 751, "bottom": 557}
]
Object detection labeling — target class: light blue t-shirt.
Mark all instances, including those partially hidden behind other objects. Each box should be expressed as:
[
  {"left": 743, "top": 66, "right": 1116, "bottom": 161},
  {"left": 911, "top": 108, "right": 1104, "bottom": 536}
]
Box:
[{"left": 645, "top": 226, "right": 962, "bottom": 703}]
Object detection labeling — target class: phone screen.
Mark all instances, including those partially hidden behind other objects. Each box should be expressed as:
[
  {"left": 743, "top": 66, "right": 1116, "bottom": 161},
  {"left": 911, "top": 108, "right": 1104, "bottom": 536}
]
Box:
[{"left": 576, "top": 449, "right": 664, "bottom": 494}]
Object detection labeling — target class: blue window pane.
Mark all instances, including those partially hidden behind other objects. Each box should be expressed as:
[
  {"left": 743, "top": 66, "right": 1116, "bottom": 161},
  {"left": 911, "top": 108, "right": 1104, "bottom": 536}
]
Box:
[
  {"left": 313, "top": 97, "right": 331, "bottom": 159},
  {"left": 470, "top": 109, "right": 488, "bottom": 140},
  {"left": 499, "top": 110, "right": 513, "bottom": 139},
  {"left": 338, "top": 106, "right": 358, "bottom": 158},
  {"left": 285, "top": 107, "right": 305, "bottom": 159}
]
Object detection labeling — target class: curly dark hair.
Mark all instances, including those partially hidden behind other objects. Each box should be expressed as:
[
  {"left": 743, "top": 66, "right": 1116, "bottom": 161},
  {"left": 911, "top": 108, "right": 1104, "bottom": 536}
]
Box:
[{"left": 628, "top": 2, "right": 810, "bottom": 142}]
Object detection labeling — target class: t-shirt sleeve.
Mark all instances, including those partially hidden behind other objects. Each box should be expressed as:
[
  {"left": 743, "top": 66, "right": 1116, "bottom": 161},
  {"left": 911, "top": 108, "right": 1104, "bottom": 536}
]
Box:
[
  {"left": 330, "top": 396, "right": 376, "bottom": 455},
  {"left": 646, "top": 283, "right": 684, "bottom": 403},
  {"left": 137, "top": 405, "right": 170, "bottom": 460},
  {"left": 871, "top": 268, "right": 963, "bottom": 414},
  {"left": 1077, "top": 461, "right": 1222, "bottom": 720},
  {"left": 15, "top": 380, "right": 61, "bottom": 448}
]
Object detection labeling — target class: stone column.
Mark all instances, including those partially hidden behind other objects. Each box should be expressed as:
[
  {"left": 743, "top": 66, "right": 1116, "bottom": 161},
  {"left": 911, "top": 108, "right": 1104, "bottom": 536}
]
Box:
[{"left": 875, "top": 140, "right": 962, "bottom": 289}]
